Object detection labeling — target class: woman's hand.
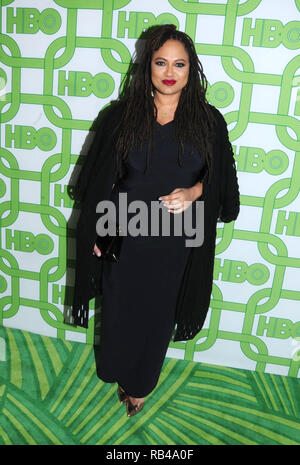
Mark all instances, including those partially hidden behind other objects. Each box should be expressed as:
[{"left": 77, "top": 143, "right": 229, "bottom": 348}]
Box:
[
  {"left": 93, "top": 243, "right": 101, "bottom": 257},
  {"left": 159, "top": 182, "right": 203, "bottom": 214}
]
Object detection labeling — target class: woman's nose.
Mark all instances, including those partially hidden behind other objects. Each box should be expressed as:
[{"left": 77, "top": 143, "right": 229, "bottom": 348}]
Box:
[{"left": 165, "top": 64, "right": 173, "bottom": 76}]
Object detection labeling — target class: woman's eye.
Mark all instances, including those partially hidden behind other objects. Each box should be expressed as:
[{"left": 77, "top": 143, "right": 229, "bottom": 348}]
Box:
[{"left": 154, "top": 61, "right": 186, "bottom": 67}]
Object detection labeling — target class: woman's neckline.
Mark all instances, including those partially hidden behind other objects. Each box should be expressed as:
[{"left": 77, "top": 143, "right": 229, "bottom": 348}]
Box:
[{"left": 155, "top": 119, "right": 174, "bottom": 127}]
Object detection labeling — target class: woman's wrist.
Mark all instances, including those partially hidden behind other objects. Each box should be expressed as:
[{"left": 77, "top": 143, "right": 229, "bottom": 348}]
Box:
[{"left": 190, "top": 181, "right": 203, "bottom": 201}]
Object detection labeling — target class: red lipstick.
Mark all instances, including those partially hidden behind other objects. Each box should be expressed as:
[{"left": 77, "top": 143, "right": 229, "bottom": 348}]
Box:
[{"left": 162, "top": 80, "right": 176, "bottom": 86}]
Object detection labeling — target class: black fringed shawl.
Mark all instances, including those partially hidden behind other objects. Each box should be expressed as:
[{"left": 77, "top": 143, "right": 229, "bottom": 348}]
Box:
[{"left": 71, "top": 99, "right": 240, "bottom": 342}]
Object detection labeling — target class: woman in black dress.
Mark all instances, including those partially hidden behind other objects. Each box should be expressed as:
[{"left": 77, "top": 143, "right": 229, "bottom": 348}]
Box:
[{"left": 73, "top": 24, "right": 240, "bottom": 417}]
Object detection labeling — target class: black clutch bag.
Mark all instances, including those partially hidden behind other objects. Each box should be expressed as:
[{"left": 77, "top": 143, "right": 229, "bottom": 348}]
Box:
[{"left": 95, "top": 223, "right": 124, "bottom": 262}]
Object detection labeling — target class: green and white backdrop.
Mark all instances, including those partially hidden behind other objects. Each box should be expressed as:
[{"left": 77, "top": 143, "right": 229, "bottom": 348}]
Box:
[{"left": 0, "top": 0, "right": 300, "bottom": 379}]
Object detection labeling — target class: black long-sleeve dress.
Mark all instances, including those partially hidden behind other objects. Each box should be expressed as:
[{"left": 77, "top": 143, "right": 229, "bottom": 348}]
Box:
[{"left": 96, "top": 119, "right": 205, "bottom": 398}]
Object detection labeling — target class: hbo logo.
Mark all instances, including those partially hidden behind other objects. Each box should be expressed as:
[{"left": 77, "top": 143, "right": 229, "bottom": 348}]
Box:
[
  {"left": 5, "top": 125, "right": 57, "bottom": 151},
  {"left": 6, "top": 230, "right": 54, "bottom": 255},
  {"left": 242, "top": 18, "right": 300, "bottom": 49},
  {"left": 6, "top": 8, "right": 61, "bottom": 35},
  {"left": 214, "top": 258, "right": 269, "bottom": 285},
  {"left": 58, "top": 71, "right": 115, "bottom": 98}
]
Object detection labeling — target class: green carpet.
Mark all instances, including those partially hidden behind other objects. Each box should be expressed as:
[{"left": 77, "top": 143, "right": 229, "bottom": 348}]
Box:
[{"left": 0, "top": 325, "right": 300, "bottom": 445}]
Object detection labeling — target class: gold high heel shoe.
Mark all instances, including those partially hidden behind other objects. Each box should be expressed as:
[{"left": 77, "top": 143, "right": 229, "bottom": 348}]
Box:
[
  {"left": 117, "top": 384, "right": 128, "bottom": 403},
  {"left": 126, "top": 397, "right": 145, "bottom": 417}
]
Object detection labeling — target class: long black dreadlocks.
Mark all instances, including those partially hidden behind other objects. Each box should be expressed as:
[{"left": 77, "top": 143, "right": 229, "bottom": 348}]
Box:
[{"left": 114, "top": 24, "right": 216, "bottom": 183}]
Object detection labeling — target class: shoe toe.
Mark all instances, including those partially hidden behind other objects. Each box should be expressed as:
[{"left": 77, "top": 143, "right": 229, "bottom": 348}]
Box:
[{"left": 126, "top": 400, "right": 144, "bottom": 417}]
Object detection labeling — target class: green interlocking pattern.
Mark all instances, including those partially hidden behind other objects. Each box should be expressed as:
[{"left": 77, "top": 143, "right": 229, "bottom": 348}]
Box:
[{"left": 0, "top": 0, "right": 299, "bottom": 377}]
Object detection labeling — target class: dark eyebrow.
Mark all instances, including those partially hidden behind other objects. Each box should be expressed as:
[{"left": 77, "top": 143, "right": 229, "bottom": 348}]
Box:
[{"left": 154, "top": 57, "right": 187, "bottom": 62}]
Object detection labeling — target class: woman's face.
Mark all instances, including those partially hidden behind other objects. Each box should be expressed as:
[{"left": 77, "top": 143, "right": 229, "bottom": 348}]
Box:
[{"left": 151, "top": 39, "right": 190, "bottom": 98}]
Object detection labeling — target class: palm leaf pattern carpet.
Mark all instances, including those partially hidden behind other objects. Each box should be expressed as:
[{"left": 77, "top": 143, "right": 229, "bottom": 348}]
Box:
[{"left": 0, "top": 325, "right": 300, "bottom": 445}]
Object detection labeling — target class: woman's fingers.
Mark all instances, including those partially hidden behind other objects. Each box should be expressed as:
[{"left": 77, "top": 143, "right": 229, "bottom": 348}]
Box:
[
  {"left": 162, "top": 199, "right": 181, "bottom": 208},
  {"left": 167, "top": 202, "right": 182, "bottom": 208},
  {"left": 163, "top": 198, "right": 184, "bottom": 209},
  {"left": 166, "top": 200, "right": 193, "bottom": 214},
  {"left": 169, "top": 209, "right": 183, "bottom": 214},
  {"left": 93, "top": 243, "right": 101, "bottom": 257}
]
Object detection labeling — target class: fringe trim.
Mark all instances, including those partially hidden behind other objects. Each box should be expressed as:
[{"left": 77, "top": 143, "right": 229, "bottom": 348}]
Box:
[
  {"left": 72, "top": 302, "right": 89, "bottom": 329},
  {"left": 173, "top": 316, "right": 207, "bottom": 342}
]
